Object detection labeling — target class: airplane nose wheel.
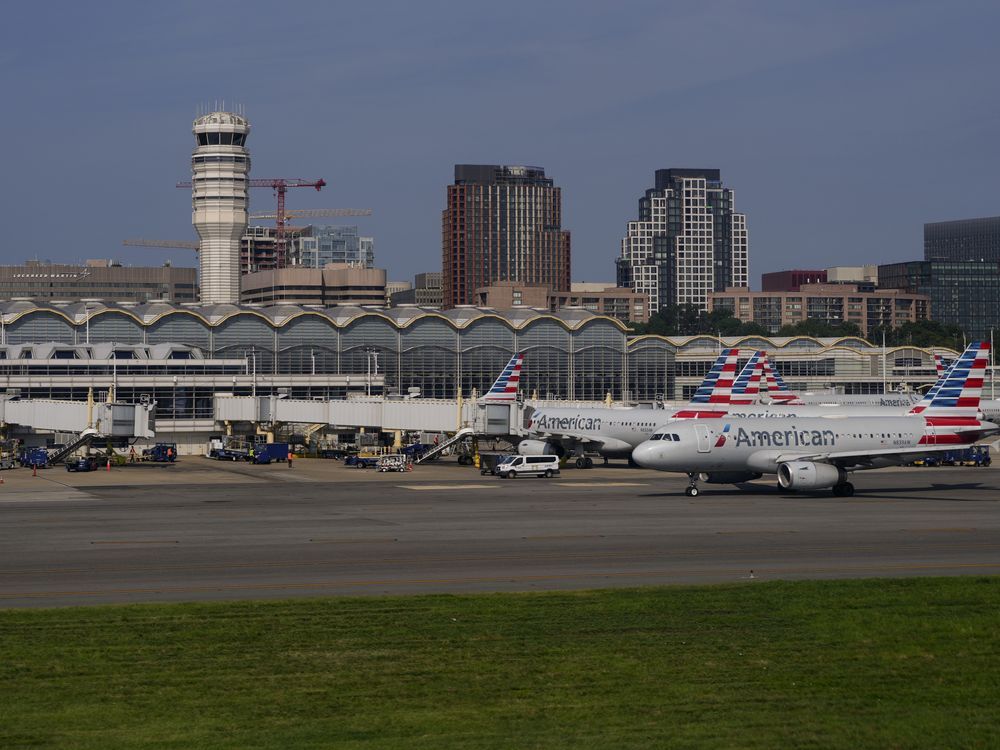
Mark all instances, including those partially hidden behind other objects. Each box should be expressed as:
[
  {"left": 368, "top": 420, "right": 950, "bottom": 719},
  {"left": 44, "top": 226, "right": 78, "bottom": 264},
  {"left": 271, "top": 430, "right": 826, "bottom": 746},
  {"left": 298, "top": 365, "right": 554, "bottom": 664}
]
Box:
[{"left": 685, "top": 473, "right": 700, "bottom": 497}]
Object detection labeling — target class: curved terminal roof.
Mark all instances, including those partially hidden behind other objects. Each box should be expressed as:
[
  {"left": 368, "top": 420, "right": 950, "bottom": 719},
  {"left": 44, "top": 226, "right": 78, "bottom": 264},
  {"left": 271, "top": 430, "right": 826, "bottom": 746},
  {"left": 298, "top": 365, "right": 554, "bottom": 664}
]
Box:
[{"left": 0, "top": 300, "right": 629, "bottom": 332}]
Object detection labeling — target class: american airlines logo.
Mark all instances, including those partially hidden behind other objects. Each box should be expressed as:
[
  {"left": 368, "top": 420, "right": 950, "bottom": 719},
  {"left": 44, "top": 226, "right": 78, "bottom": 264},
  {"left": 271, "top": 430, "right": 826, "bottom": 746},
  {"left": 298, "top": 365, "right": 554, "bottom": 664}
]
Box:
[
  {"left": 733, "top": 426, "right": 836, "bottom": 448},
  {"left": 532, "top": 413, "right": 603, "bottom": 431}
]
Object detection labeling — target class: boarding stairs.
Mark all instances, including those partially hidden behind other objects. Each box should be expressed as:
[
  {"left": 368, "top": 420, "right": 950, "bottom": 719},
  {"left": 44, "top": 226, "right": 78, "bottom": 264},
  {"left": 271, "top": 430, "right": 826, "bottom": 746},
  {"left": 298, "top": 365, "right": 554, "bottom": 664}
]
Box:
[
  {"left": 415, "top": 427, "right": 475, "bottom": 464},
  {"left": 46, "top": 428, "right": 99, "bottom": 466}
]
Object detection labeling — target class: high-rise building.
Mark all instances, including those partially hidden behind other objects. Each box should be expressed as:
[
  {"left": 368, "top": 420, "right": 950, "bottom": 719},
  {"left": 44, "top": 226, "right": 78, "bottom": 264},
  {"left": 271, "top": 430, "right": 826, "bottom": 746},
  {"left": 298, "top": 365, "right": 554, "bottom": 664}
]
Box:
[
  {"left": 925, "top": 216, "right": 1000, "bottom": 262},
  {"left": 290, "top": 225, "right": 375, "bottom": 269},
  {"left": 191, "top": 111, "right": 251, "bottom": 304},
  {"left": 617, "top": 168, "right": 748, "bottom": 315},
  {"left": 878, "top": 260, "right": 1000, "bottom": 338},
  {"left": 442, "top": 165, "right": 571, "bottom": 308}
]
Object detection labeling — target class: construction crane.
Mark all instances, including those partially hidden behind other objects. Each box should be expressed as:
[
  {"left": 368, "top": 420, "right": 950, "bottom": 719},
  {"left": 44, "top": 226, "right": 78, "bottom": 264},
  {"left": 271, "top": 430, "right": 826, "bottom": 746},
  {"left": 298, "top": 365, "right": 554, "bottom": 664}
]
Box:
[
  {"left": 123, "top": 238, "right": 200, "bottom": 251},
  {"left": 177, "top": 177, "right": 326, "bottom": 266},
  {"left": 249, "top": 208, "right": 373, "bottom": 220}
]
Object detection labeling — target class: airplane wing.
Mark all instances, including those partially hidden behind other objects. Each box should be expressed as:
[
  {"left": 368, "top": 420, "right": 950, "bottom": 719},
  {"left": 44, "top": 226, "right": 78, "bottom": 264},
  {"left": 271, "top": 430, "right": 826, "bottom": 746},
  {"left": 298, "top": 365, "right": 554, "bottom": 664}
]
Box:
[
  {"left": 774, "top": 442, "right": 992, "bottom": 467},
  {"left": 532, "top": 430, "right": 608, "bottom": 449}
]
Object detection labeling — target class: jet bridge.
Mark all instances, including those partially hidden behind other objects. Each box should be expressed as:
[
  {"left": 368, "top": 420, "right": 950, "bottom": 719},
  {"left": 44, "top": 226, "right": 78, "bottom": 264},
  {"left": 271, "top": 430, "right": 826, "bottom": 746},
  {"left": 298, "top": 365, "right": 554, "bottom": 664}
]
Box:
[{"left": 0, "top": 396, "right": 156, "bottom": 439}]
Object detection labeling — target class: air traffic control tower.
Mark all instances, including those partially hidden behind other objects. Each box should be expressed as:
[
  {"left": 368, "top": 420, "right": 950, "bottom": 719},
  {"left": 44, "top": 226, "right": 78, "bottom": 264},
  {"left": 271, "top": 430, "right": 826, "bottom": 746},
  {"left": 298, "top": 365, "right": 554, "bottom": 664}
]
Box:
[{"left": 191, "top": 111, "right": 251, "bottom": 304}]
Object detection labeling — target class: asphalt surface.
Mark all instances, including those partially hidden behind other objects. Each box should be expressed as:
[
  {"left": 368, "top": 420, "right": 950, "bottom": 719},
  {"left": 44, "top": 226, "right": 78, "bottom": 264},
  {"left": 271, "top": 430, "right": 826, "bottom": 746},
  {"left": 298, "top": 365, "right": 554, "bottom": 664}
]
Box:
[{"left": 1, "top": 458, "right": 998, "bottom": 608}]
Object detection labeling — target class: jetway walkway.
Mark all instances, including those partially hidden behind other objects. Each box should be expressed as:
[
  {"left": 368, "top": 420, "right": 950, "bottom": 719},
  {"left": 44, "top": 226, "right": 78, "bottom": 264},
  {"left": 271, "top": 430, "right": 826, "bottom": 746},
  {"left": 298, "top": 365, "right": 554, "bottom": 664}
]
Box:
[{"left": 0, "top": 397, "right": 156, "bottom": 438}]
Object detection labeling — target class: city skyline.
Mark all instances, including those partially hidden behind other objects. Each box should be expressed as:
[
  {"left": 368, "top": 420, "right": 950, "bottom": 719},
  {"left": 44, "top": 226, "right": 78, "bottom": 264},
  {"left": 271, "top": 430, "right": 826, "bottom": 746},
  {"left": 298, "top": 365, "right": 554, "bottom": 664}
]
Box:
[{"left": 2, "top": 2, "right": 999, "bottom": 286}]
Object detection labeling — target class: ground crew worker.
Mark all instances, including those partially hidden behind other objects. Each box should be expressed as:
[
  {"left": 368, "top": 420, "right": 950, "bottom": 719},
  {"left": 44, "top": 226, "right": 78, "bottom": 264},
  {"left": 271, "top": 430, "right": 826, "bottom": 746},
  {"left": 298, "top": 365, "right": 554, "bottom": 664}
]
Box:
[
  {"left": 129, "top": 446, "right": 136, "bottom": 463},
  {"left": 248, "top": 445, "right": 255, "bottom": 463},
  {"left": 287, "top": 452, "right": 293, "bottom": 468},
  {"left": 166, "top": 446, "right": 173, "bottom": 461}
]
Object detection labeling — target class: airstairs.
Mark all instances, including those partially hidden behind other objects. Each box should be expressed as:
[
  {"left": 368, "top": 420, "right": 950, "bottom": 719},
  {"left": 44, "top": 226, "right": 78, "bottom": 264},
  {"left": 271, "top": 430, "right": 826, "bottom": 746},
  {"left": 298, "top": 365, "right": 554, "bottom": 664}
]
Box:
[
  {"left": 46, "top": 428, "right": 99, "bottom": 465},
  {"left": 415, "top": 427, "right": 475, "bottom": 464}
]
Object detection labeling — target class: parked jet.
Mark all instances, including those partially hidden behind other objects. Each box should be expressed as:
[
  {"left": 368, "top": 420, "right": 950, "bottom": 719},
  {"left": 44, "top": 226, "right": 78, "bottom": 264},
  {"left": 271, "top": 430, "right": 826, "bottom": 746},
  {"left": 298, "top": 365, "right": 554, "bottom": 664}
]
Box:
[
  {"left": 520, "top": 348, "right": 746, "bottom": 467},
  {"left": 632, "top": 342, "right": 996, "bottom": 497},
  {"left": 482, "top": 352, "right": 524, "bottom": 402}
]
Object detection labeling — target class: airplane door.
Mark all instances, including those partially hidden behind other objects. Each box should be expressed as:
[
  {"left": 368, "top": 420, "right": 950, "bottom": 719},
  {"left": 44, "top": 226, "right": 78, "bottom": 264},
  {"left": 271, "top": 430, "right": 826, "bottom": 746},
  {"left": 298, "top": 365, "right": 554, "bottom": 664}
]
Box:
[{"left": 695, "top": 424, "right": 712, "bottom": 453}]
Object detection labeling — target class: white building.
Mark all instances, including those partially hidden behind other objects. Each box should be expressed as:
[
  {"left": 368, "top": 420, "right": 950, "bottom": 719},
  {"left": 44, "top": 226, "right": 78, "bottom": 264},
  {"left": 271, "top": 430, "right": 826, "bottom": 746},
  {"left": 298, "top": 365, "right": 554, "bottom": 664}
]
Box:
[
  {"left": 617, "top": 169, "right": 748, "bottom": 315},
  {"left": 191, "top": 111, "right": 251, "bottom": 304}
]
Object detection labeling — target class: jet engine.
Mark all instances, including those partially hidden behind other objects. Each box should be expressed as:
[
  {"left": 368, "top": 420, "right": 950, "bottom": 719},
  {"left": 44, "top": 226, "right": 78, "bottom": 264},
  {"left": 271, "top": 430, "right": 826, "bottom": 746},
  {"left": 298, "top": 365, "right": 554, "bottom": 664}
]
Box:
[
  {"left": 698, "top": 471, "right": 763, "bottom": 484},
  {"left": 517, "top": 440, "right": 563, "bottom": 457},
  {"left": 777, "top": 461, "right": 845, "bottom": 490}
]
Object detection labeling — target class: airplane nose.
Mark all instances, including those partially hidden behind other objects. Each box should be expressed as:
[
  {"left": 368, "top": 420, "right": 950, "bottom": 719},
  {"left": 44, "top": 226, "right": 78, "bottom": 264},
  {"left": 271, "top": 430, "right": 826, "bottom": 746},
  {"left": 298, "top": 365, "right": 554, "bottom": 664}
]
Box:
[{"left": 631, "top": 441, "right": 656, "bottom": 468}]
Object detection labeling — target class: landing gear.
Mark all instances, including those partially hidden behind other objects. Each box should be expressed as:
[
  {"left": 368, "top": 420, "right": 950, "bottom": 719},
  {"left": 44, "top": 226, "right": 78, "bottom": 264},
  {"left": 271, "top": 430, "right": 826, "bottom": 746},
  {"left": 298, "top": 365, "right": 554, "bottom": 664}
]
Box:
[
  {"left": 575, "top": 456, "right": 594, "bottom": 469},
  {"left": 832, "top": 481, "right": 855, "bottom": 497},
  {"left": 685, "top": 473, "right": 700, "bottom": 497}
]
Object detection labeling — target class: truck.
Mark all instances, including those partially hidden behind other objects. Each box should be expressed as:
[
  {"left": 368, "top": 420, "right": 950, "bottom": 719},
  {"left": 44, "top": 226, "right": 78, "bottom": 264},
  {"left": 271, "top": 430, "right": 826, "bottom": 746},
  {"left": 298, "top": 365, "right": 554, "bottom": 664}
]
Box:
[
  {"left": 208, "top": 437, "right": 251, "bottom": 461},
  {"left": 19, "top": 447, "right": 49, "bottom": 469},
  {"left": 248, "top": 443, "right": 289, "bottom": 465},
  {"left": 142, "top": 443, "right": 177, "bottom": 462}
]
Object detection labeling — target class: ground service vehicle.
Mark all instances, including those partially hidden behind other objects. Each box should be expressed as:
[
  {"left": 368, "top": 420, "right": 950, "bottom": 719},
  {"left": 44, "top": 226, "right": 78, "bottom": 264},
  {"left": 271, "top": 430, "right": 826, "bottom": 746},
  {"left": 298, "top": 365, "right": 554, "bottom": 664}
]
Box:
[
  {"left": 249, "top": 443, "right": 289, "bottom": 464},
  {"left": 19, "top": 447, "right": 49, "bottom": 469},
  {"left": 479, "top": 454, "right": 515, "bottom": 476},
  {"left": 66, "top": 456, "right": 100, "bottom": 472},
  {"left": 0, "top": 440, "right": 18, "bottom": 470},
  {"left": 345, "top": 455, "right": 379, "bottom": 469},
  {"left": 143, "top": 443, "right": 177, "bottom": 462},
  {"left": 376, "top": 454, "right": 410, "bottom": 472},
  {"left": 496, "top": 455, "right": 560, "bottom": 479}
]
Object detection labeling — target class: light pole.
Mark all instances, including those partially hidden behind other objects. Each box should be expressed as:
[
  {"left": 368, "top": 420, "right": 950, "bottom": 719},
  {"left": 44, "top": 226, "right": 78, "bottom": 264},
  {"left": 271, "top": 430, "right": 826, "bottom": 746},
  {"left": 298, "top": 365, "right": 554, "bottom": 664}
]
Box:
[{"left": 173, "top": 375, "right": 178, "bottom": 420}]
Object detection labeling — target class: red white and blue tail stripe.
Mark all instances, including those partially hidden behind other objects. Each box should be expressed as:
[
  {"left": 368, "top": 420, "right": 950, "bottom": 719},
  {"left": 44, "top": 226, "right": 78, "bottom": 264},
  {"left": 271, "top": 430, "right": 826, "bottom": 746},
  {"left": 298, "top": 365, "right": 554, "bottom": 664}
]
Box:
[
  {"left": 730, "top": 351, "right": 765, "bottom": 404},
  {"left": 760, "top": 353, "right": 799, "bottom": 403},
  {"left": 689, "top": 349, "right": 741, "bottom": 404},
  {"left": 908, "top": 342, "right": 989, "bottom": 417},
  {"left": 483, "top": 352, "right": 524, "bottom": 402}
]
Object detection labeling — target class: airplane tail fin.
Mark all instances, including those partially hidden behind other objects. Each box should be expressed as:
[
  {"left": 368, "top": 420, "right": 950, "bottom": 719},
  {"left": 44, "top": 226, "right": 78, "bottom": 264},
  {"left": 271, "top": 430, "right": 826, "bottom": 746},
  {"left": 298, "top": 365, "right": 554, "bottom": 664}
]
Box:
[
  {"left": 730, "top": 350, "right": 766, "bottom": 404},
  {"left": 689, "top": 348, "right": 741, "bottom": 404},
  {"left": 908, "top": 342, "right": 989, "bottom": 417},
  {"left": 482, "top": 352, "right": 524, "bottom": 402},
  {"left": 760, "top": 353, "right": 798, "bottom": 403}
]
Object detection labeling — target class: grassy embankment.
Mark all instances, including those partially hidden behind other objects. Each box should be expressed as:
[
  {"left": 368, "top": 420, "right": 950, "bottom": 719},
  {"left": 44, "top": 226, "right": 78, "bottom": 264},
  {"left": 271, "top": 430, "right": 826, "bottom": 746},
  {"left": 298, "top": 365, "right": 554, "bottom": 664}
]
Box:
[{"left": 1, "top": 577, "right": 998, "bottom": 749}]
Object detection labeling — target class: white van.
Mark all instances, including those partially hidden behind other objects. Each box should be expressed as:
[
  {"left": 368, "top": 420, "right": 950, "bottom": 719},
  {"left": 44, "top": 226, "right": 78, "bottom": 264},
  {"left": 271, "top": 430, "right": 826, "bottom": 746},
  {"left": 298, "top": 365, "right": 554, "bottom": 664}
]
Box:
[{"left": 496, "top": 455, "right": 560, "bottom": 479}]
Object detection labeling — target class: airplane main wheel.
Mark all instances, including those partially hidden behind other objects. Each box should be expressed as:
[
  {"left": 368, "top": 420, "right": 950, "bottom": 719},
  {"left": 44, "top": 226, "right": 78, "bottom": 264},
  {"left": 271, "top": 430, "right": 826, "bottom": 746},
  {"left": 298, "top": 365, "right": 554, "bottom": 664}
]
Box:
[
  {"left": 584, "top": 457, "right": 594, "bottom": 469},
  {"left": 685, "top": 486, "right": 699, "bottom": 497},
  {"left": 575, "top": 457, "right": 586, "bottom": 469},
  {"left": 833, "top": 482, "right": 855, "bottom": 497}
]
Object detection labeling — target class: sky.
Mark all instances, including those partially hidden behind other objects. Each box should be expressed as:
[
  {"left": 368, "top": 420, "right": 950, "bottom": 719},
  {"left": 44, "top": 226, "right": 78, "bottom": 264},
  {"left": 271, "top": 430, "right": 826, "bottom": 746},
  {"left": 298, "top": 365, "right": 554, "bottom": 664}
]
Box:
[{"left": 2, "top": 0, "right": 999, "bottom": 288}]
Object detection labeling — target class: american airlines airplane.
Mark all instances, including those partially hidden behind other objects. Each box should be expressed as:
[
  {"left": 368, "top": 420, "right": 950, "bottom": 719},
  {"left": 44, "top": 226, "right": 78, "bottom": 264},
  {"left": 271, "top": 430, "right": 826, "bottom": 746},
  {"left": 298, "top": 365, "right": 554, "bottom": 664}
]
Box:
[
  {"left": 758, "top": 351, "right": 1000, "bottom": 421},
  {"left": 519, "top": 348, "right": 748, "bottom": 467},
  {"left": 631, "top": 342, "right": 997, "bottom": 497}
]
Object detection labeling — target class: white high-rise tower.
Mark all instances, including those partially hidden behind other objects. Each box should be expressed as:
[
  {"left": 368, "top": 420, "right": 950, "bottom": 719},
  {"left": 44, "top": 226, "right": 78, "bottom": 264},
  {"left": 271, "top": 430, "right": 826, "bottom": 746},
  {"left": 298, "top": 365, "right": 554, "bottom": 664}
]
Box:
[{"left": 191, "top": 111, "right": 251, "bottom": 304}]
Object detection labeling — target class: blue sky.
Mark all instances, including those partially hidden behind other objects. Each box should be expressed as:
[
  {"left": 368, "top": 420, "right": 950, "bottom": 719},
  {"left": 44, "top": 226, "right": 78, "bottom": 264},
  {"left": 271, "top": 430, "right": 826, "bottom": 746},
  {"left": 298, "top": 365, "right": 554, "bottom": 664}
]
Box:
[{"left": 2, "top": 0, "right": 998, "bottom": 287}]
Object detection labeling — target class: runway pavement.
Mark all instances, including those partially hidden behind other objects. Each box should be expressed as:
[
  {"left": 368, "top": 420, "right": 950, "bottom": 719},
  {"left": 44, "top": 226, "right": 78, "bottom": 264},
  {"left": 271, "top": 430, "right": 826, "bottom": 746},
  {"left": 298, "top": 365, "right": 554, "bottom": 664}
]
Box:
[{"left": 1, "top": 457, "right": 998, "bottom": 607}]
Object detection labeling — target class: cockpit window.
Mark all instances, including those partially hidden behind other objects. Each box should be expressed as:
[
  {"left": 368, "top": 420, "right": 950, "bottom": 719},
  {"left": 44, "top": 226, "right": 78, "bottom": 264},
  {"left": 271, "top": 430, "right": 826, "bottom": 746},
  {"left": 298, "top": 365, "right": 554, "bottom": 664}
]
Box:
[
  {"left": 672, "top": 434, "right": 680, "bottom": 441},
  {"left": 650, "top": 433, "right": 663, "bottom": 440}
]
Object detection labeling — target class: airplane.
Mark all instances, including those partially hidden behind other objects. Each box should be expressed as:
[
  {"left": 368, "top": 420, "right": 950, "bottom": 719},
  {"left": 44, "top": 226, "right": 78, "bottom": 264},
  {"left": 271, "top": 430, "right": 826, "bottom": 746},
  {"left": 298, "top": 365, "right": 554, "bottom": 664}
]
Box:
[
  {"left": 631, "top": 341, "right": 997, "bottom": 497},
  {"left": 519, "top": 348, "right": 747, "bottom": 467},
  {"left": 482, "top": 352, "right": 524, "bottom": 402},
  {"left": 758, "top": 351, "right": 1000, "bottom": 422}
]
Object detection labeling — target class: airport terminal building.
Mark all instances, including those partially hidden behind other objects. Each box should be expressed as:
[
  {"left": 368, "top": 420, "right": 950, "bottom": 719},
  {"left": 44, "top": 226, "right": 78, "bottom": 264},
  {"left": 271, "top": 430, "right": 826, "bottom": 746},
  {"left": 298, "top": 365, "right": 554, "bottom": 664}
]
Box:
[{"left": 0, "top": 301, "right": 961, "bottom": 427}]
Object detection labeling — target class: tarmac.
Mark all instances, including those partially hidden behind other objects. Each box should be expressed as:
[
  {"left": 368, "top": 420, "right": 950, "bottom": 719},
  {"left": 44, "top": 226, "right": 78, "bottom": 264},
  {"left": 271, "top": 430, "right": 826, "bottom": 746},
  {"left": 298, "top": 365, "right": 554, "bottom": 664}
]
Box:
[{"left": 0, "top": 456, "right": 998, "bottom": 608}]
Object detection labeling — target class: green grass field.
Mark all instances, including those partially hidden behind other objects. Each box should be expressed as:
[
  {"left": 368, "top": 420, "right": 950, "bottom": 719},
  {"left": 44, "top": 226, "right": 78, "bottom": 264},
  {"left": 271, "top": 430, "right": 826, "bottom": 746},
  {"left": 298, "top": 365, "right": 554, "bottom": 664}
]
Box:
[{"left": 1, "top": 578, "right": 998, "bottom": 749}]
